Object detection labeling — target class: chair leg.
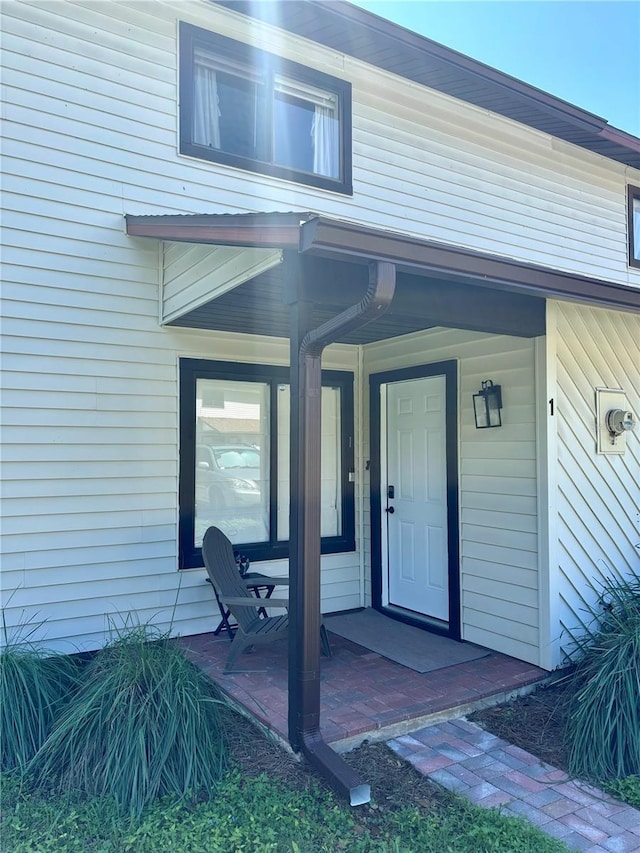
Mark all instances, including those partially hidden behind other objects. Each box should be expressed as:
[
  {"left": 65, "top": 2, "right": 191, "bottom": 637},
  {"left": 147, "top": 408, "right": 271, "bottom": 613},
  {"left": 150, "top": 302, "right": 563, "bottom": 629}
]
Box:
[
  {"left": 224, "top": 633, "right": 252, "bottom": 673},
  {"left": 320, "top": 624, "right": 332, "bottom": 659}
]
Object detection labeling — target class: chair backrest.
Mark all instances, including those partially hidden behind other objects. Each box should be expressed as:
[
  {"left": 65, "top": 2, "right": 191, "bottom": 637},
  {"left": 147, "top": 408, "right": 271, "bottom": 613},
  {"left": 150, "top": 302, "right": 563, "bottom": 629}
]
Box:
[{"left": 202, "top": 526, "right": 258, "bottom": 633}]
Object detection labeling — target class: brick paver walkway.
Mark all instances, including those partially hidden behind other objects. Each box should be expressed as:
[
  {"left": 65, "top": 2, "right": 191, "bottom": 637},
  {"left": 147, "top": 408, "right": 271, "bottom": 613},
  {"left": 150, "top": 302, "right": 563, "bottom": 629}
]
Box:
[{"left": 389, "top": 718, "right": 640, "bottom": 853}]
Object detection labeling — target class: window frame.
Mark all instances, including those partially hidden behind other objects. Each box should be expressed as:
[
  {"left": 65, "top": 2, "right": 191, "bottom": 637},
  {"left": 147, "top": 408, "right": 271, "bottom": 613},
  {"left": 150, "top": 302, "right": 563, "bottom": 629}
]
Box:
[
  {"left": 628, "top": 185, "right": 640, "bottom": 269},
  {"left": 179, "top": 22, "right": 353, "bottom": 195},
  {"left": 179, "top": 358, "right": 355, "bottom": 569}
]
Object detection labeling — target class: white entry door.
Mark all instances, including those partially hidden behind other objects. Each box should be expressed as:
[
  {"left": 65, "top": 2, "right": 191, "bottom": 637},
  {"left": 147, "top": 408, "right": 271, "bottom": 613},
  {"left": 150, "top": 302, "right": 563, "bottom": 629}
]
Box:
[{"left": 385, "top": 375, "right": 449, "bottom": 622}]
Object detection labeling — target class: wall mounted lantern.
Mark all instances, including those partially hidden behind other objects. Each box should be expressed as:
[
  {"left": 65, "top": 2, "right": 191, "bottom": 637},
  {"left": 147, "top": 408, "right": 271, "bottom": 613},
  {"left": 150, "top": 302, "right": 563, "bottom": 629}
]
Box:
[{"left": 473, "top": 380, "right": 502, "bottom": 429}]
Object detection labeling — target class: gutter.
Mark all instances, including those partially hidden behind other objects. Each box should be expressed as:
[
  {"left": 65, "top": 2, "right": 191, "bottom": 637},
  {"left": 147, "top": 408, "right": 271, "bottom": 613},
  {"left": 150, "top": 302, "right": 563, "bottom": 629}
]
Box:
[{"left": 288, "top": 259, "right": 396, "bottom": 806}]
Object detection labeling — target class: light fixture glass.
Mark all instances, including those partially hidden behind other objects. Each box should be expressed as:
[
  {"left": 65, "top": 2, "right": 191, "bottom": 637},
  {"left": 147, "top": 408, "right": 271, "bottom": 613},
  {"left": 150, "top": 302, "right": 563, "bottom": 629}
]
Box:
[{"left": 473, "top": 380, "right": 502, "bottom": 429}]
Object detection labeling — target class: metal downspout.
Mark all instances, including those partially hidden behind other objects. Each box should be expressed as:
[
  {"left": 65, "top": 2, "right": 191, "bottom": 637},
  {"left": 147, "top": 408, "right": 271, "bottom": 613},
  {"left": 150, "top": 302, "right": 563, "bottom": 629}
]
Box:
[{"left": 288, "top": 260, "right": 396, "bottom": 806}]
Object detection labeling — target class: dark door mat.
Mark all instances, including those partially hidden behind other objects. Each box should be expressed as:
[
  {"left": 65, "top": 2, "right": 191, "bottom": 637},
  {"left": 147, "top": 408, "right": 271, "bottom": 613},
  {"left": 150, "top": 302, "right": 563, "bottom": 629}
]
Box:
[{"left": 325, "top": 609, "right": 490, "bottom": 673}]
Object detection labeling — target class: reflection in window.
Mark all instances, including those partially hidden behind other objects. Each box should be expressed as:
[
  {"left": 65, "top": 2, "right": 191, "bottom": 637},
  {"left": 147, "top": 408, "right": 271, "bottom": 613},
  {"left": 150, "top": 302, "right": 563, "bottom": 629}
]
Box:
[
  {"left": 180, "top": 23, "right": 351, "bottom": 193},
  {"left": 273, "top": 76, "right": 340, "bottom": 179},
  {"left": 194, "top": 379, "right": 269, "bottom": 548},
  {"left": 179, "top": 359, "right": 355, "bottom": 568},
  {"left": 276, "top": 385, "right": 342, "bottom": 540}
]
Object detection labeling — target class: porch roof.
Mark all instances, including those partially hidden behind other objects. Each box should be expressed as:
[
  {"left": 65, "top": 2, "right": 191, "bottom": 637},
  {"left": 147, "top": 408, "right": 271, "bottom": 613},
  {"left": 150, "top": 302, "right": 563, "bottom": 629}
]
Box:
[{"left": 126, "top": 212, "right": 640, "bottom": 343}]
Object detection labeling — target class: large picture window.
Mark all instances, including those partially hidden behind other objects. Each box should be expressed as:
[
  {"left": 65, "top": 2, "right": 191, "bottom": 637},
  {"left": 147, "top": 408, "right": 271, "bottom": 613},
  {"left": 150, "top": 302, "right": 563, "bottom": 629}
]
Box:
[
  {"left": 179, "top": 359, "right": 355, "bottom": 568},
  {"left": 179, "top": 23, "right": 352, "bottom": 194}
]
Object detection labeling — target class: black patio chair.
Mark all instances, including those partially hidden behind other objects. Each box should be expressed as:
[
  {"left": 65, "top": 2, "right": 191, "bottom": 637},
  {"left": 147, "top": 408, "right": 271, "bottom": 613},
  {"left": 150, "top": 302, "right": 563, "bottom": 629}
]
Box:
[{"left": 202, "top": 526, "right": 331, "bottom": 673}]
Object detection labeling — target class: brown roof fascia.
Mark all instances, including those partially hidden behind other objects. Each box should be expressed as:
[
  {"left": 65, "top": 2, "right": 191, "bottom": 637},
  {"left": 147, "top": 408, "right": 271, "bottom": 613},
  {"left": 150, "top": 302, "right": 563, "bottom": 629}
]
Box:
[
  {"left": 214, "top": 0, "right": 610, "bottom": 134},
  {"left": 310, "top": 0, "right": 607, "bottom": 133},
  {"left": 125, "top": 212, "right": 310, "bottom": 249},
  {"left": 213, "top": 1, "right": 639, "bottom": 168},
  {"left": 125, "top": 212, "right": 640, "bottom": 313},
  {"left": 599, "top": 125, "right": 640, "bottom": 155},
  {"left": 299, "top": 217, "right": 640, "bottom": 313}
]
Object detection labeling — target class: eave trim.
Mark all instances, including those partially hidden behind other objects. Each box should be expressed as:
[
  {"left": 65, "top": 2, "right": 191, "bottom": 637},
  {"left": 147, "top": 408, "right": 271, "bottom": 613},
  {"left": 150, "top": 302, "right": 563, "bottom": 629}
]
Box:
[{"left": 125, "top": 212, "right": 640, "bottom": 314}]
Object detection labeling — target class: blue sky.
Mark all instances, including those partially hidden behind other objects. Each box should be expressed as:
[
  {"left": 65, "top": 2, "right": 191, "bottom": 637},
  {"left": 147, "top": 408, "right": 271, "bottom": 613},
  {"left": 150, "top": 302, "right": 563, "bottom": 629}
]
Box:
[{"left": 349, "top": 1, "right": 640, "bottom": 137}]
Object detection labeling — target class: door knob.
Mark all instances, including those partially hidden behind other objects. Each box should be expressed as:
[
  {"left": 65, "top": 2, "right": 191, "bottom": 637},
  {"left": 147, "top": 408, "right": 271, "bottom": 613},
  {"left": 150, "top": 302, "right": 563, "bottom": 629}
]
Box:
[{"left": 386, "top": 506, "right": 395, "bottom": 514}]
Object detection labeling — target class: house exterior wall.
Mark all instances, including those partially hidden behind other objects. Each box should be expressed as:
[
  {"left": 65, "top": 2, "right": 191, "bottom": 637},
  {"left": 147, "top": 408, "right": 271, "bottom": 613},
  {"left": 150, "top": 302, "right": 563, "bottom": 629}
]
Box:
[
  {"left": 1, "top": 293, "right": 358, "bottom": 653},
  {"left": 542, "top": 301, "right": 640, "bottom": 668},
  {"left": 4, "top": 1, "right": 639, "bottom": 282},
  {"left": 1, "top": 0, "right": 638, "bottom": 656},
  {"left": 363, "top": 330, "right": 541, "bottom": 665}
]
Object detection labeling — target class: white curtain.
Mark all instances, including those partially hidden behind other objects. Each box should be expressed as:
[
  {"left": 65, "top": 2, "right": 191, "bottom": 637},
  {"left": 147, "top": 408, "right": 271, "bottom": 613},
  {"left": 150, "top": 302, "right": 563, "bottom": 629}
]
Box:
[
  {"left": 193, "top": 64, "right": 221, "bottom": 148},
  {"left": 634, "top": 204, "right": 640, "bottom": 260},
  {"left": 312, "top": 105, "right": 339, "bottom": 178}
]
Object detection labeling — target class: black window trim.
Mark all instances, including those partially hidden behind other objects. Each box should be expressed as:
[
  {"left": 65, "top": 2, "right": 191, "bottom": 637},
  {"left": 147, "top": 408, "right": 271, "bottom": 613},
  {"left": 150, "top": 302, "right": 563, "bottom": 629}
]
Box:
[
  {"left": 628, "top": 184, "right": 640, "bottom": 269},
  {"left": 179, "top": 21, "right": 353, "bottom": 195},
  {"left": 179, "top": 357, "right": 356, "bottom": 569}
]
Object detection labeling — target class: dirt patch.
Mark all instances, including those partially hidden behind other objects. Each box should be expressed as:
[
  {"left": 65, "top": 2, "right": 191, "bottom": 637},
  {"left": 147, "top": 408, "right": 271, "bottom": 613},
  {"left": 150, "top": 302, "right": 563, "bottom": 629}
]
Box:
[
  {"left": 469, "top": 675, "right": 575, "bottom": 772},
  {"left": 222, "top": 707, "right": 444, "bottom": 821},
  {"left": 222, "top": 674, "right": 577, "bottom": 817}
]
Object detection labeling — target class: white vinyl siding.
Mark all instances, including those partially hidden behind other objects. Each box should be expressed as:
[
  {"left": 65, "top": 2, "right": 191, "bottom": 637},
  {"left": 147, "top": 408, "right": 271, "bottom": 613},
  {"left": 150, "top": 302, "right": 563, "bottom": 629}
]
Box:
[
  {"left": 548, "top": 302, "right": 640, "bottom": 664},
  {"left": 1, "top": 187, "right": 357, "bottom": 651},
  {"left": 4, "top": 1, "right": 639, "bottom": 285},
  {"left": 364, "top": 329, "right": 540, "bottom": 666},
  {"left": 1, "top": 311, "right": 358, "bottom": 653},
  {"left": 1, "top": 0, "right": 638, "bottom": 661},
  {"left": 162, "top": 243, "right": 283, "bottom": 324}
]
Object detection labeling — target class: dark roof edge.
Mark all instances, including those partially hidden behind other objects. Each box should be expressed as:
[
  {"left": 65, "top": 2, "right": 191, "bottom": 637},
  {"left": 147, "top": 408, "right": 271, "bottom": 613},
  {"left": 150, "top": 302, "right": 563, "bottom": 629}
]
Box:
[
  {"left": 212, "top": 0, "right": 640, "bottom": 168},
  {"left": 313, "top": 0, "right": 608, "bottom": 133},
  {"left": 300, "top": 217, "right": 640, "bottom": 313},
  {"left": 126, "top": 212, "right": 640, "bottom": 314},
  {"left": 600, "top": 124, "right": 640, "bottom": 154},
  {"left": 125, "top": 211, "right": 313, "bottom": 248}
]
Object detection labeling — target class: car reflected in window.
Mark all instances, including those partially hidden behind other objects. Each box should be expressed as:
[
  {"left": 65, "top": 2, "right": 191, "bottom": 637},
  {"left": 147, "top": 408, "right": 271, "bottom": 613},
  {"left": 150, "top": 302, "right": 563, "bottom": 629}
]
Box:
[{"left": 195, "top": 445, "right": 261, "bottom": 509}]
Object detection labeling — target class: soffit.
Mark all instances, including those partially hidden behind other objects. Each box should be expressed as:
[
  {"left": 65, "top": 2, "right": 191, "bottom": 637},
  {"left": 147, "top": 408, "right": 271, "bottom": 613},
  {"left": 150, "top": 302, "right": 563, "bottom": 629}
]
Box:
[
  {"left": 126, "top": 212, "right": 640, "bottom": 326},
  {"left": 213, "top": 0, "right": 640, "bottom": 170},
  {"left": 165, "top": 261, "right": 548, "bottom": 344}
]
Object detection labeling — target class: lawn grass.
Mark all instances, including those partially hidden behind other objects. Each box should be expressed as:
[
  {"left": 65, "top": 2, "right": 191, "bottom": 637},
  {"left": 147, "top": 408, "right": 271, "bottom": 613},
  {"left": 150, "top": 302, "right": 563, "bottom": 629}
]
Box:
[{"left": 1, "top": 766, "right": 569, "bottom": 853}]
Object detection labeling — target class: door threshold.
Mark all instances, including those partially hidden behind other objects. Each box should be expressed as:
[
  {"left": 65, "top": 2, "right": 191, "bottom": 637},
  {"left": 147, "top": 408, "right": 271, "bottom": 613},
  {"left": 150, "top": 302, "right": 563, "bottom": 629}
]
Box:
[{"left": 381, "top": 604, "right": 454, "bottom": 639}]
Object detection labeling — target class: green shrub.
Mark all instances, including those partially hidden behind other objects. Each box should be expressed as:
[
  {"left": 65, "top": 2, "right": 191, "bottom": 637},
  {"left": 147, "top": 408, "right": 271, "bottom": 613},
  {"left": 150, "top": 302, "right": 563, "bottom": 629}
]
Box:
[
  {"left": 566, "top": 570, "right": 640, "bottom": 781},
  {"left": 0, "top": 633, "right": 77, "bottom": 772},
  {"left": 602, "top": 775, "right": 640, "bottom": 808},
  {"left": 29, "top": 625, "right": 227, "bottom": 817}
]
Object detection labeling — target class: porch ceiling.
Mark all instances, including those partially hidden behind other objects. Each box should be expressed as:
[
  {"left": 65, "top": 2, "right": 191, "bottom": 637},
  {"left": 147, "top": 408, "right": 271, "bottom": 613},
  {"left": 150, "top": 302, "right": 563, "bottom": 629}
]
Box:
[
  {"left": 163, "top": 259, "right": 546, "bottom": 343},
  {"left": 125, "top": 212, "right": 640, "bottom": 342}
]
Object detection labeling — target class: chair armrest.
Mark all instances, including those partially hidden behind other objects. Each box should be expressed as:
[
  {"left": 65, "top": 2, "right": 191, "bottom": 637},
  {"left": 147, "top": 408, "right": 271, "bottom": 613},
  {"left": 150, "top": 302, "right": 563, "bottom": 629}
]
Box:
[
  {"left": 220, "top": 596, "right": 289, "bottom": 608},
  {"left": 243, "top": 576, "right": 289, "bottom": 587}
]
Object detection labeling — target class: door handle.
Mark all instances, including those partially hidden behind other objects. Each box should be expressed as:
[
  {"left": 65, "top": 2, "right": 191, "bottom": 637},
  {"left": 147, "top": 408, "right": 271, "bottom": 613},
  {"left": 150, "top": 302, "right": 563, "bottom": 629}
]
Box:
[{"left": 386, "top": 506, "right": 395, "bottom": 514}]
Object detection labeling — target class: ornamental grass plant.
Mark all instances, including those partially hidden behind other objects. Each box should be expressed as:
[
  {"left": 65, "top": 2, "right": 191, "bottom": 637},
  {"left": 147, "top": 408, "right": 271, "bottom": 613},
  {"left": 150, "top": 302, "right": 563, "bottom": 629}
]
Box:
[
  {"left": 28, "top": 624, "right": 228, "bottom": 817},
  {"left": 0, "top": 620, "right": 78, "bottom": 773},
  {"left": 566, "top": 570, "right": 640, "bottom": 781}
]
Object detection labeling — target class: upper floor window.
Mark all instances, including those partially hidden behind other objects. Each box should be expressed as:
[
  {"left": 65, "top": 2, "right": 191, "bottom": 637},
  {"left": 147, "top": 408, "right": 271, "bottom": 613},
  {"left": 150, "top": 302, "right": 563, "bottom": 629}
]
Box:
[
  {"left": 179, "top": 23, "right": 352, "bottom": 194},
  {"left": 629, "top": 185, "right": 640, "bottom": 268}
]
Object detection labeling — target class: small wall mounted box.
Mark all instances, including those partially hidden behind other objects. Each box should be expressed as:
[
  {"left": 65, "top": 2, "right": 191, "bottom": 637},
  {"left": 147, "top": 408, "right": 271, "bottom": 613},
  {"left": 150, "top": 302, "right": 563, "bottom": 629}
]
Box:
[{"left": 595, "top": 388, "right": 637, "bottom": 455}]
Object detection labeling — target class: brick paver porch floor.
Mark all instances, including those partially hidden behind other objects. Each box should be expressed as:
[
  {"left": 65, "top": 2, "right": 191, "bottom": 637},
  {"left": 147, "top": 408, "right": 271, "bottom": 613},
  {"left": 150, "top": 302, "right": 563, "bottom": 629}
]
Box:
[
  {"left": 178, "top": 628, "right": 546, "bottom": 749},
  {"left": 179, "top": 629, "right": 640, "bottom": 852}
]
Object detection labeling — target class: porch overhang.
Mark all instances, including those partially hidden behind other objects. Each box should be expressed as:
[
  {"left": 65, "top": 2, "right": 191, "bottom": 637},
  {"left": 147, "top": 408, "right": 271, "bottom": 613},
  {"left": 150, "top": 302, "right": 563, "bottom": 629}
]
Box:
[
  {"left": 126, "top": 212, "right": 640, "bottom": 337},
  {"left": 125, "top": 211, "right": 638, "bottom": 803}
]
